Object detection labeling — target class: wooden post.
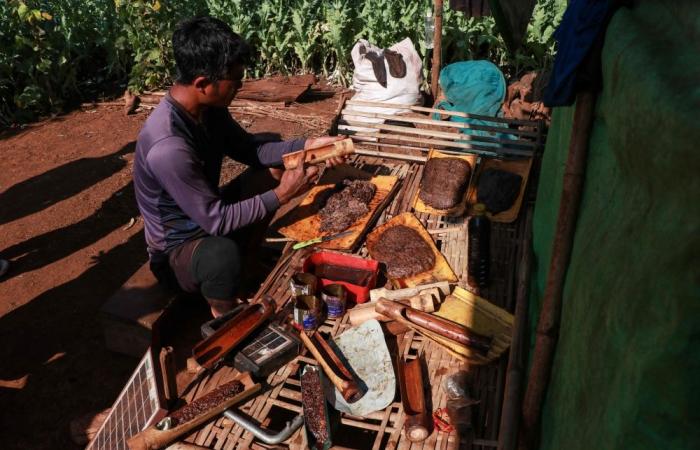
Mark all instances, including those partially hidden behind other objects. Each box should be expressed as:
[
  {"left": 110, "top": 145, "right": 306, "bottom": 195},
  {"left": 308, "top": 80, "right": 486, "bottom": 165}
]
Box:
[
  {"left": 431, "top": 0, "right": 444, "bottom": 101},
  {"left": 497, "top": 206, "right": 533, "bottom": 450},
  {"left": 518, "top": 91, "right": 597, "bottom": 450}
]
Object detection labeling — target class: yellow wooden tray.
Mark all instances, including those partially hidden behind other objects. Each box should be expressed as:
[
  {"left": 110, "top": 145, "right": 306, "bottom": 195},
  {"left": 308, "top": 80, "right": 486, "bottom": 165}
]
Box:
[
  {"left": 278, "top": 173, "right": 399, "bottom": 251},
  {"left": 366, "top": 212, "right": 458, "bottom": 288},
  {"left": 412, "top": 149, "right": 477, "bottom": 217},
  {"left": 466, "top": 157, "right": 533, "bottom": 223}
]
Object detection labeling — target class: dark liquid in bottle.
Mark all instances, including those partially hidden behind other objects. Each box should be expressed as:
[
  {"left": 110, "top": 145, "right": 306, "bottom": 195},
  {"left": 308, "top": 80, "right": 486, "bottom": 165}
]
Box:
[
  {"left": 314, "top": 263, "right": 372, "bottom": 286},
  {"left": 468, "top": 214, "right": 490, "bottom": 288}
]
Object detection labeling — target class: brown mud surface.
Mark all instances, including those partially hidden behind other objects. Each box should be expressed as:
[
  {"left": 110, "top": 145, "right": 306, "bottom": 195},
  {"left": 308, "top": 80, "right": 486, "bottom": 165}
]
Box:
[{"left": 0, "top": 88, "right": 340, "bottom": 449}]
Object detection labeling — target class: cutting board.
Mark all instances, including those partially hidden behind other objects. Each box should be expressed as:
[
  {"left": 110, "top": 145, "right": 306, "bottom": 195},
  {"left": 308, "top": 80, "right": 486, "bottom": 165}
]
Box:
[
  {"left": 366, "top": 212, "right": 458, "bottom": 288},
  {"left": 412, "top": 149, "right": 477, "bottom": 217},
  {"left": 278, "top": 167, "right": 399, "bottom": 251}
]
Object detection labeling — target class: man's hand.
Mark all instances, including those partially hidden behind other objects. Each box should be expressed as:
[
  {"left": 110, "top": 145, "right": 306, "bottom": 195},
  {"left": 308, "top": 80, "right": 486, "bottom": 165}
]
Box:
[
  {"left": 305, "top": 135, "right": 347, "bottom": 168},
  {"left": 273, "top": 163, "right": 320, "bottom": 204}
]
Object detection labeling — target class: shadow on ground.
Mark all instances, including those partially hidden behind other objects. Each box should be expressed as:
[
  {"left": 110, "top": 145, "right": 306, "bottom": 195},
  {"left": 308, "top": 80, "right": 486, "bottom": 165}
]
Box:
[
  {"left": 0, "top": 142, "right": 134, "bottom": 226},
  {"left": 0, "top": 232, "right": 147, "bottom": 450}
]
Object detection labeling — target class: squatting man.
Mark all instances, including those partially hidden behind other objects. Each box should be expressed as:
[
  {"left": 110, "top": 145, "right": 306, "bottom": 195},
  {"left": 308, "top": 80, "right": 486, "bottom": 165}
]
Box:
[{"left": 134, "top": 16, "right": 346, "bottom": 317}]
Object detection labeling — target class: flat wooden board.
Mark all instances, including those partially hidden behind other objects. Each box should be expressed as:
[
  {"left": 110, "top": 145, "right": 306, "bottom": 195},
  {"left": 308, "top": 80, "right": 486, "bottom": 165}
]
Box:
[
  {"left": 412, "top": 149, "right": 477, "bottom": 217},
  {"left": 366, "top": 212, "right": 458, "bottom": 288},
  {"left": 466, "top": 156, "right": 533, "bottom": 222},
  {"left": 237, "top": 74, "right": 315, "bottom": 103},
  {"left": 277, "top": 168, "right": 399, "bottom": 251}
]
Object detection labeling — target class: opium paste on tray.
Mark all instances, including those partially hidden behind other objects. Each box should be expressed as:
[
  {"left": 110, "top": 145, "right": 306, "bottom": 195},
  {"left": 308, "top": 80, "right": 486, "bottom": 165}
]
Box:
[
  {"left": 419, "top": 157, "right": 471, "bottom": 209},
  {"left": 319, "top": 179, "right": 376, "bottom": 233},
  {"left": 371, "top": 225, "right": 436, "bottom": 278}
]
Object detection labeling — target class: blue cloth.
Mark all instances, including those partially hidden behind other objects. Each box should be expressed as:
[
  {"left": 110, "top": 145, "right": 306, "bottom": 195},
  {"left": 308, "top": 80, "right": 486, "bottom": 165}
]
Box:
[
  {"left": 433, "top": 60, "right": 509, "bottom": 146},
  {"left": 544, "top": 0, "right": 612, "bottom": 106},
  {"left": 435, "top": 60, "right": 505, "bottom": 118}
]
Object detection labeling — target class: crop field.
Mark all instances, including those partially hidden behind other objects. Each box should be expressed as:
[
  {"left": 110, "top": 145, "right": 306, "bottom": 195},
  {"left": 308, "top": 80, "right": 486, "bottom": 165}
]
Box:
[{"left": 0, "top": 0, "right": 565, "bottom": 125}]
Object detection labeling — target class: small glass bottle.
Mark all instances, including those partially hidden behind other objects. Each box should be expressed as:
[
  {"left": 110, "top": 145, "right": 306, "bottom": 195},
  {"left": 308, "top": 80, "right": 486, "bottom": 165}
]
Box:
[
  {"left": 424, "top": 9, "right": 435, "bottom": 49},
  {"left": 468, "top": 203, "right": 490, "bottom": 289}
]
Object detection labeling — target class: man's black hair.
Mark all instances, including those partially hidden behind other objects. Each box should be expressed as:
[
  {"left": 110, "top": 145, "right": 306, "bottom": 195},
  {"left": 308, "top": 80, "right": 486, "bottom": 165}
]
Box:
[{"left": 172, "top": 16, "right": 251, "bottom": 85}]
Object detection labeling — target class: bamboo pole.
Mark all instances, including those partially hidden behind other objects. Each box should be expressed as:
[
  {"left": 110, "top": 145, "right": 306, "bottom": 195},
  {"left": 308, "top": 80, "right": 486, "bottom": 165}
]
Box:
[
  {"left": 498, "top": 206, "right": 533, "bottom": 450},
  {"left": 346, "top": 99, "right": 536, "bottom": 126},
  {"left": 341, "top": 108, "right": 539, "bottom": 138},
  {"left": 340, "top": 119, "right": 537, "bottom": 148},
  {"left": 431, "top": 0, "right": 444, "bottom": 100},
  {"left": 519, "top": 91, "right": 597, "bottom": 450},
  {"left": 354, "top": 148, "right": 427, "bottom": 163},
  {"left": 341, "top": 129, "right": 506, "bottom": 157}
]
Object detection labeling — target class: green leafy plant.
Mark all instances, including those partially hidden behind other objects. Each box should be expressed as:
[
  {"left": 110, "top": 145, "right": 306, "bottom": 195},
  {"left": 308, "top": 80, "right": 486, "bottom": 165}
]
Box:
[{"left": 0, "top": 0, "right": 566, "bottom": 125}]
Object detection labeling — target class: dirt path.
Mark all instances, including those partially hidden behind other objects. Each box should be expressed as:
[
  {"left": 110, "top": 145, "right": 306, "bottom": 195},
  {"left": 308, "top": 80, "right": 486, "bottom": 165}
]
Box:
[{"left": 0, "top": 92, "right": 340, "bottom": 449}]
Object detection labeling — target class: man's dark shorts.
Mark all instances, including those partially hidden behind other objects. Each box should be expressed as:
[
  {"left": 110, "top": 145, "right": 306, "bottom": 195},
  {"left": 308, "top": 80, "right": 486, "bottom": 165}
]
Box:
[{"left": 152, "top": 167, "right": 278, "bottom": 301}]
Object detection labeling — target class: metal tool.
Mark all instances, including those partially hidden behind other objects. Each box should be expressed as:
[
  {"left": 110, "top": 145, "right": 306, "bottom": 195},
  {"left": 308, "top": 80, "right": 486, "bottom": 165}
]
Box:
[
  {"left": 223, "top": 409, "right": 303, "bottom": 445},
  {"left": 292, "top": 230, "right": 353, "bottom": 250}
]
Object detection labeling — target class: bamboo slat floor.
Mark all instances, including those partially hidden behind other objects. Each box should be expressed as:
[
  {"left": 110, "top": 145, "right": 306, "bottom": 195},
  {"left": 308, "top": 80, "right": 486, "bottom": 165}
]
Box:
[{"left": 178, "top": 152, "right": 534, "bottom": 450}]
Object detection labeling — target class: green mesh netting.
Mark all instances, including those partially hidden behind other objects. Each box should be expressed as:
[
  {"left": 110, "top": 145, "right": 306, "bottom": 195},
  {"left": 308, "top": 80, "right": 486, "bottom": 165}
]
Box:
[{"left": 529, "top": 2, "right": 700, "bottom": 449}]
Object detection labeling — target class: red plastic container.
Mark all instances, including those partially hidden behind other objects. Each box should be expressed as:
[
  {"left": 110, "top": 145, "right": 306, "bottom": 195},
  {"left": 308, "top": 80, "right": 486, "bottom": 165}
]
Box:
[{"left": 302, "top": 251, "right": 379, "bottom": 304}]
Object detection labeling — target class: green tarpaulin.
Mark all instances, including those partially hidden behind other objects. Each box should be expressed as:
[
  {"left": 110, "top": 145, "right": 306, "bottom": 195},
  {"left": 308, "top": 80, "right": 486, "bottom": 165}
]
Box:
[{"left": 529, "top": 2, "right": 700, "bottom": 449}]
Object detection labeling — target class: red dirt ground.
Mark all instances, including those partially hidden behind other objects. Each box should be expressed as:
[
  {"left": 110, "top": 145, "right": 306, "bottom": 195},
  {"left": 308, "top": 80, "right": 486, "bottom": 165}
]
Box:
[{"left": 0, "top": 90, "right": 341, "bottom": 449}]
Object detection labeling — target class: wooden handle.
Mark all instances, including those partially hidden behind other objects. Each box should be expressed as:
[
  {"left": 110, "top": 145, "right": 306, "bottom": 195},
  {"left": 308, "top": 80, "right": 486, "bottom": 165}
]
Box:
[
  {"left": 282, "top": 139, "right": 355, "bottom": 169},
  {"left": 192, "top": 298, "right": 275, "bottom": 369},
  {"left": 128, "top": 374, "right": 260, "bottom": 450},
  {"left": 397, "top": 356, "right": 430, "bottom": 442},
  {"left": 375, "top": 299, "right": 491, "bottom": 355},
  {"left": 299, "top": 331, "right": 362, "bottom": 403}
]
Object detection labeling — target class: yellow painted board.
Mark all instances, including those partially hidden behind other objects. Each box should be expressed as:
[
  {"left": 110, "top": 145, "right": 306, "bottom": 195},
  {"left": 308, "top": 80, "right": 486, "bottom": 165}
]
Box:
[
  {"left": 366, "top": 212, "right": 458, "bottom": 288},
  {"left": 430, "top": 286, "right": 514, "bottom": 364},
  {"left": 412, "top": 149, "right": 476, "bottom": 217},
  {"left": 278, "top": 174, "right": 399, "bottom": 250}
]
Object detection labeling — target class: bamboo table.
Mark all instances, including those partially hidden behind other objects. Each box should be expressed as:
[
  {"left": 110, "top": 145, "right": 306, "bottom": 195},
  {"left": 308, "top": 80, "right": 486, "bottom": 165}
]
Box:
[{"left": 177, "top": 153, "right": 533, "bottom": 450}]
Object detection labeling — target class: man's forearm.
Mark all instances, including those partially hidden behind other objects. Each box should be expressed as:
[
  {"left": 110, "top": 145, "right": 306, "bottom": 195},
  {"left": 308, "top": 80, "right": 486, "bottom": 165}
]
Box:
[{"left": 255, "top": 138, "right": 306, "bottom": 167}]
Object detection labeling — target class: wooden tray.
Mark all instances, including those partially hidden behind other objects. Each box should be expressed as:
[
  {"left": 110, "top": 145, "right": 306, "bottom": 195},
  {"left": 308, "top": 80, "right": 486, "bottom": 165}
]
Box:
[
  {"left": 278, "top": 171, "right": 399, "bottom": 251},
  {"left": 466, "top": 157, "right": 533, "bottom": 223},
  {"left": 412, "top": 149, "right": 477, "bottom": 217},
  {"left": 366, "top": 212, "right": 458, "bottom": 288}
]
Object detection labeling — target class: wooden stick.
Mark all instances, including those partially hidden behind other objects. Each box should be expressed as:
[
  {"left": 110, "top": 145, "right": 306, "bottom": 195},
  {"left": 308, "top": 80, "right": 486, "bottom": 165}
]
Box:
[
  {"left": 431, "top": 0, "right": 444, "bottom": 101},
  {"left": 265, "top": 237, "right": 293, "bottom": 243},
  {"left": 369, "top": 281, "right": 451, "bottom": 302},
  {"left": 519, "top": 91, "right": 597, "bottom": 450},
  {"left": 298, "top": 331, "right": 363, "bottom": 403},
  {"left": 397, "top": 355, "right": 431, "bottom": 442},
  {"left": 342, "top": 129, "right": 508, "bottom": 157},
  {"left": 498, "top": 205, "right": 533, "bottom": 450},
  {"left": 159, "top": 346, "right": 178, "bottom": 408},
  {"left": 353, "top": 148, "right": 427, "bottom": 162},
  {"left": 339, "top": 118, "right": 538, "bottom": 148},
  {"left": 341, "top": 108, "right": 539, "bottom": 138},
  {"left": 427, "top": 226, "right": 463, "bottom": 235},
  {"left": 346, "top": 99, "right": 536, "bottom": 126}
]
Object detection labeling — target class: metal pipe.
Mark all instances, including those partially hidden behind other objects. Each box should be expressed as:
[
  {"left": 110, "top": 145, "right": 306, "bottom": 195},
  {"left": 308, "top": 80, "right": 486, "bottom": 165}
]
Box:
[{"left": 223, "top": 409, "right": 303, "bottom": 445}]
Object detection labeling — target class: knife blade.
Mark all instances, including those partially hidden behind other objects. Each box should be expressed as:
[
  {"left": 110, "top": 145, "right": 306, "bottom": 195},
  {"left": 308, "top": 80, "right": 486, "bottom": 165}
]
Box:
[{"left": 292, "top": 230, "right": 354, "bottom": 250}]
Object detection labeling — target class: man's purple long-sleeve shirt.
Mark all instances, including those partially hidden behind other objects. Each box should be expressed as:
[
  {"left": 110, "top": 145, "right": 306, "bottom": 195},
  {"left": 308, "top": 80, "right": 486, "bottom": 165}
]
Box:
[{"left": 134, "top": 94, "right": 305, "bottom": 257}]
